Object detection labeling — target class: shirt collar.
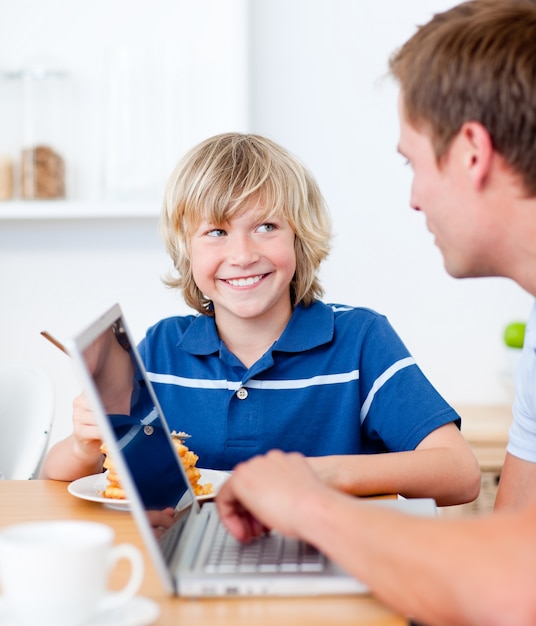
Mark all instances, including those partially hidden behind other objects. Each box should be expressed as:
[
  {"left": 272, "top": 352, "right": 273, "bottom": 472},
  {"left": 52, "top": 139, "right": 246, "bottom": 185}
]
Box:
[
  {"left": 178, "top": 301, "right": 334, "bottom": 356},
  {"left": 178, "top": 314, "right": 221, "bottom": 355},
  {"left": 274, "top": 301, "right": 334, "bottom": 352}
]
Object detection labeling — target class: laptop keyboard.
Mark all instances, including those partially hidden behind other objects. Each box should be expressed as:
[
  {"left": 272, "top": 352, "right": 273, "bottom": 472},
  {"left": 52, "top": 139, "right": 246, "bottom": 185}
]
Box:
[{"left": 204, "top": 522, "right": 326, "bottom": 573}]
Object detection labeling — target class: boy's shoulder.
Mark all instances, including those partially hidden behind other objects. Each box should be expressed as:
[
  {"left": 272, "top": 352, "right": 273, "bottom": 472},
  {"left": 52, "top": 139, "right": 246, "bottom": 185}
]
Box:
[
  {"left": 324, "top": 302, "right": 385, "bottom": 321},
  {"left": 145, "top": 312, "right": 210, "bottom": 340},
  {"left": 301, "top": 302, "right": 388, "bottom": 336}
]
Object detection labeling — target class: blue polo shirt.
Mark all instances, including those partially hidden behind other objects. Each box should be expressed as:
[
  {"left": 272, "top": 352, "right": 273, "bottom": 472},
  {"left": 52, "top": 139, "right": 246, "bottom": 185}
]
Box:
[{"left": 138, "top": 301, "right": 460, "bottom": 470}]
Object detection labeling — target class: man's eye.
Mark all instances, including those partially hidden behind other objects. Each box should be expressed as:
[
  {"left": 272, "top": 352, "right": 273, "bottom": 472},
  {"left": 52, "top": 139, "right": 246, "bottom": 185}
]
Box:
[
  {"left": 257, "top": 223, "right": 276, "bottom": 233},
  {"left": 207, "top": 228, "right": 226, "bottom": 237}
]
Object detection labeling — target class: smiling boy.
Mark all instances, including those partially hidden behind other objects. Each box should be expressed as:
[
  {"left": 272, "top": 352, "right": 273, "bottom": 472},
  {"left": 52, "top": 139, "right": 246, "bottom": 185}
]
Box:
[{"left": 42, "top": 133, "right": 479, "bottom": 508}]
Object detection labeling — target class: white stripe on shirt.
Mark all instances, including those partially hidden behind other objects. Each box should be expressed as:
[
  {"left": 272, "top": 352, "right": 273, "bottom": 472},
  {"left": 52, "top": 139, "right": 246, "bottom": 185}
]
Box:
[
  {"left": 246, "top": 371, "right": 359, "bottom": 389},
  {"left": 149, "top": 359, "right": 413, "bottom": 419},
  {"left": 148, "top": 370, "right": 359, "bottom": 391},
  {"left": 360, "top": 356, "right": 416, "bottom": 423}
]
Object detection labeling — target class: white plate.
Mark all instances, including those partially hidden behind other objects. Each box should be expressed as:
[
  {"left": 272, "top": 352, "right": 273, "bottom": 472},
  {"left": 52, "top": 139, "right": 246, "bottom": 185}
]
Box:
[
  {"left": 195, "top": 468, "right": 230, "bottom": 501},
  {"left": 68, "top": 468, "right": 229, "bottom": 510},
  {"left": 0, "top": 595, "right": 160, "bottom": 626}
]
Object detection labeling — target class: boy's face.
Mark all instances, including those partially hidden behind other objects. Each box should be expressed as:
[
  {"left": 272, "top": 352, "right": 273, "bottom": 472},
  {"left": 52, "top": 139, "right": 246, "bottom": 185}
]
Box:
[
  {"left": 190, "top": 200, "right": 296, "bottom": 331},
  {"left": 396, "top": 95, "right": 489, "bottom": 280}
]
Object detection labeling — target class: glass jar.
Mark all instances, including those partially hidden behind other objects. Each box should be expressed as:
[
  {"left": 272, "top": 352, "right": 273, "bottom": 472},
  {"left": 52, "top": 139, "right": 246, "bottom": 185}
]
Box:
[
  {"left": 20, "top": 64, "right": 73, "bottom": 200},
  {"left": 103, "top": 46, "right": 164, "bottom": 202},
  {"left": 0, "top": 71, "right": 21, "bottom": 200}
]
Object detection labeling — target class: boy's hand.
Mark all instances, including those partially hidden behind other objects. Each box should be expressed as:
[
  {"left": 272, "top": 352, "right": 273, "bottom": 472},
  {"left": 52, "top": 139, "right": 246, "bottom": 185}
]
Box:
[{"left": 72, "top": 392, "right": 103, "bottom": 461}]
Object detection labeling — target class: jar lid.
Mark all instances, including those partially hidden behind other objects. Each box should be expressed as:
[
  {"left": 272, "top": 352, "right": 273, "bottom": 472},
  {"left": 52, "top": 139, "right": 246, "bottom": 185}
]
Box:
[
  {"left": 0, "top": 70, "right": 22, "bottom": 80},
  {"left": 19, "top": 57, "right": 70, "bottom": 80},
  {"left": 20, "top": 66, "right": 70, "bottom": 80}
]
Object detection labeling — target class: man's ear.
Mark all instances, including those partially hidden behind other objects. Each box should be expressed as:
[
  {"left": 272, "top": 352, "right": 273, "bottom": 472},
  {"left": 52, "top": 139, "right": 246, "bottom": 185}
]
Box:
[{"left": 459, "top": 121, "right": 493, "bottom": 189}]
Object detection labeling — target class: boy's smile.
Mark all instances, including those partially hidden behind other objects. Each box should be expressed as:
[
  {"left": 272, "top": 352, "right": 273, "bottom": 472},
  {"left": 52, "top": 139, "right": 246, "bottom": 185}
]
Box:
[
  {"left": 223, "top": 274, "right": 267, "bottom": 287},
  {"left": 190, "top": 202, "right": 296, "bottom": 333}
]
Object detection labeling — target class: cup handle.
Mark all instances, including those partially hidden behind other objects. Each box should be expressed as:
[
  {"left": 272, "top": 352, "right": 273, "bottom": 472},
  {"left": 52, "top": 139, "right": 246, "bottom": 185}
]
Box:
[{"left": 97, "top": 543, "right": 144, "bottom": 613}]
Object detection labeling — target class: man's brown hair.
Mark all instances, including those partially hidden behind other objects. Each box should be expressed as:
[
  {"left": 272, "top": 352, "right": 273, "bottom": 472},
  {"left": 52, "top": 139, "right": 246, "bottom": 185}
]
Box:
[{"left": 389, "top": 0, "right": 536, "bottom": 195}]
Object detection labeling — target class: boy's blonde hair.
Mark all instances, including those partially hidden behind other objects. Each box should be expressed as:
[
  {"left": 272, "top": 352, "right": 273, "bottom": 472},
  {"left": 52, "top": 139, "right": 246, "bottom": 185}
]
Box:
[{"left": 161, "top": 133, "right": 332, "bottom": 315}]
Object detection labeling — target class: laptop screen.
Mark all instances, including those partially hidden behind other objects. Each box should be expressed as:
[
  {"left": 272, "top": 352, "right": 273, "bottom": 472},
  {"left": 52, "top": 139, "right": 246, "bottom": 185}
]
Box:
[{"left": 70, "top": 304, "right": 197, "bottom": 573}]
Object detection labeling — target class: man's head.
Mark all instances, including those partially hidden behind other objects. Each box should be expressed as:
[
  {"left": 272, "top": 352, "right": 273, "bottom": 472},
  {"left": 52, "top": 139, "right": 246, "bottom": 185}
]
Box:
[
  {"left": 390, "top": 0, "right": 536, "bottom": 196},
  {"left": 390, "top": 0, "right": 536, "bottom": 287}
]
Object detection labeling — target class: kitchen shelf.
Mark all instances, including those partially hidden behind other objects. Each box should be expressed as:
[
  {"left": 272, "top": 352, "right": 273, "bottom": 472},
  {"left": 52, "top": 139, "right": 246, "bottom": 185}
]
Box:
[{"left": 0, "top": 200, "right": 160, "bottom": 220}]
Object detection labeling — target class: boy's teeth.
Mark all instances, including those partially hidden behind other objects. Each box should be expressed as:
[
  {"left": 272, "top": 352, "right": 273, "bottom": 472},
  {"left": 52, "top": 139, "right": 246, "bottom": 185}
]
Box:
[{"left": 227, "top": 275, "right": 262, "bottom": 287}]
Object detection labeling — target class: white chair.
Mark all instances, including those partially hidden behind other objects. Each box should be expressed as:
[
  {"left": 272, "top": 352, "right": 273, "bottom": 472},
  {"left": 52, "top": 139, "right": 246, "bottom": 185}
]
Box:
[{"left": 0, "top": 364, "right": 55, "bottom": 480}]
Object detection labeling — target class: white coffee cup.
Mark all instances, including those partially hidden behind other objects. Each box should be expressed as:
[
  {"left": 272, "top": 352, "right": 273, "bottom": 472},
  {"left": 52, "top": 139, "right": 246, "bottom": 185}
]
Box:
[{"left": 0, "top": 520, "right": 144, "bottom": 626}]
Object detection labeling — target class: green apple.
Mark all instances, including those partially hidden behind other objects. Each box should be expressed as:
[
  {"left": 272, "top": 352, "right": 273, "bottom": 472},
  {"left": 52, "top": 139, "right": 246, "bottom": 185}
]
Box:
[{"left": 503, "top": 322, "right": 526, "bottom": 348}]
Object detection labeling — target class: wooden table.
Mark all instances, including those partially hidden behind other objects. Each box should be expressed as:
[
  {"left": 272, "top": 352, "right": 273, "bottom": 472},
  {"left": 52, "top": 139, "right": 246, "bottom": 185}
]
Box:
[{"left": 0, "top": 480, "right": 407, "bottom": 625}]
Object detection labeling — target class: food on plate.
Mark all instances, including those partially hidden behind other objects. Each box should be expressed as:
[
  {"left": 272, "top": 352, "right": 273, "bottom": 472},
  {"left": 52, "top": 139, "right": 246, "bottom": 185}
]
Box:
[
  {"left": 170, "top": 431, "right": 213, "bottom": 497},
  {"left": 101, "top": 447, "right": 127, "bottom": 499},
  {"left": 100, "top": 432, "right": 213, "bottom": 500}
]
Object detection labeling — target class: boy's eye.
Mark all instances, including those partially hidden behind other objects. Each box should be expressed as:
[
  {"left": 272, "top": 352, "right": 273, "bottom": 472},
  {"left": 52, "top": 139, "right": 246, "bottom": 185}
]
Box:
[
  {"left": 257, "top": 223, "right": 276, "bottom": 233},
  {"left": 206, "top": 228, "right": 227, "bottom": 237}
]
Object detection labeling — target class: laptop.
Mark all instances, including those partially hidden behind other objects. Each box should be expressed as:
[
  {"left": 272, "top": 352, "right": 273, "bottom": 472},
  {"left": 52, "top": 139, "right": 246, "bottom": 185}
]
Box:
[{"left": 67, "top": 303, "right": 437, "bottom": 597}]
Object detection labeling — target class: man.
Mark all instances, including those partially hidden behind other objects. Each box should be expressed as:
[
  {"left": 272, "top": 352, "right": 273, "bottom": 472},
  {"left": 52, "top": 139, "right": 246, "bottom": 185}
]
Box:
[{"left": 215, "top": 1, "right": 536, "bottom": 624}]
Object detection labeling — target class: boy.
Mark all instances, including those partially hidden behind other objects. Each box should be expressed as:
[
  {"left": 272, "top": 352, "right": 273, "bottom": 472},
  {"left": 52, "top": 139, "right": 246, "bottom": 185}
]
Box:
[{"left": 42, "top": 133, "right": 479, "bottom": 506}]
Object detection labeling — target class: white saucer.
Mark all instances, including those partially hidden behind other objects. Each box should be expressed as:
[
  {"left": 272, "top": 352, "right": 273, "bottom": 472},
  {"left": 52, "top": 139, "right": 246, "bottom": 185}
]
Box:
[{"left": 0, "top": 595, "right": 160, "bottom": 626}]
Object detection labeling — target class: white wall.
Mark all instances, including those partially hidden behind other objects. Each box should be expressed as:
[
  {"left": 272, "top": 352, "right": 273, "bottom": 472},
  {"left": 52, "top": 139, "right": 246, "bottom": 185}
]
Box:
[
  {"left": 0, "top": 0, "right": 249, "bottom": 445},
  {"left": 1, "top": 1, "right": 532, "bottom": 449},
  {"left": 0, "top": 0, "right": 249, "bottom": 201},
  {"left": 247, "top": 0, "right": 533, "bottom": 403}
]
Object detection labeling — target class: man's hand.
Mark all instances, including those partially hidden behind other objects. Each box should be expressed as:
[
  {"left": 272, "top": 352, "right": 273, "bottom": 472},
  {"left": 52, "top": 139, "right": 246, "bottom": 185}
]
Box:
[{"left": 216, "top": 450, "right": 329, "bottom": 543}]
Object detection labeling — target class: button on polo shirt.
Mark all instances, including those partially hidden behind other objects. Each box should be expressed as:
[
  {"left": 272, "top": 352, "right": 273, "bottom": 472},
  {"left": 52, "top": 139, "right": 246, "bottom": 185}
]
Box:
[{"left": 236, "top": 387, "right": 248, "bottom": 400}]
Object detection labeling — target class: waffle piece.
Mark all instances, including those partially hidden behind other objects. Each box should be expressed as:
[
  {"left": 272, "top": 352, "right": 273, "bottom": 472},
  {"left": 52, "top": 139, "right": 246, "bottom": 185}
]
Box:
[
  {"left": 99, "top": 433, "right": 214, "bottom": 500},
  {"left": 170, "top": 431, "right": 213, "bottom": 497},
  {"left": 101, "top": 446, "right": 127, "bottom": 499}
]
